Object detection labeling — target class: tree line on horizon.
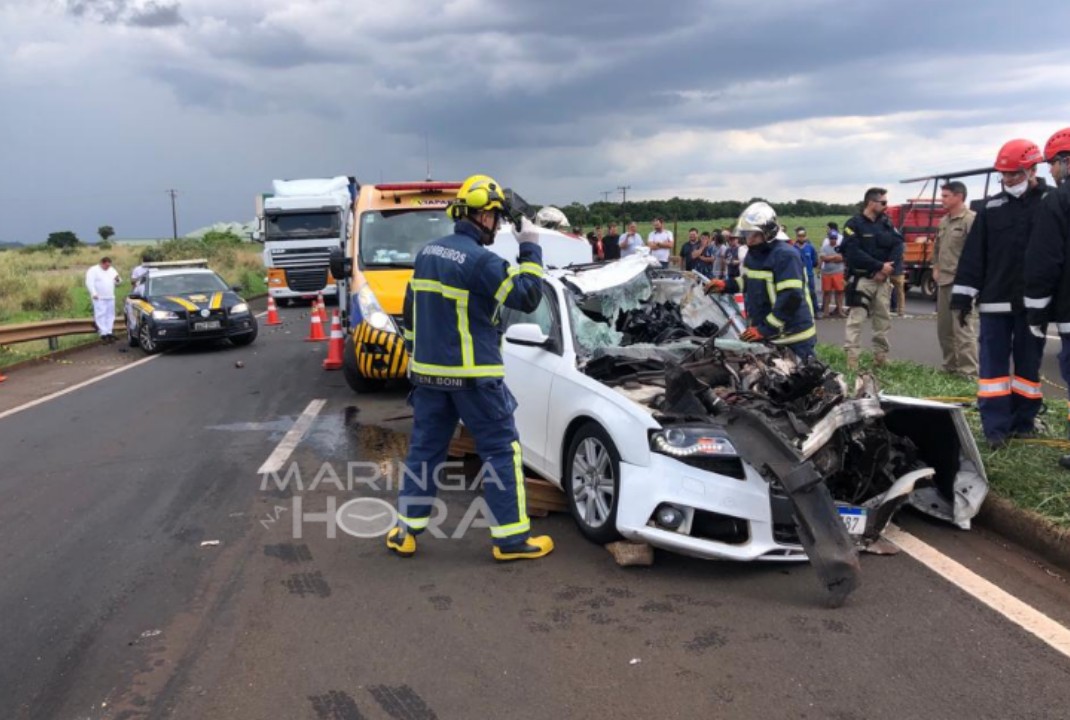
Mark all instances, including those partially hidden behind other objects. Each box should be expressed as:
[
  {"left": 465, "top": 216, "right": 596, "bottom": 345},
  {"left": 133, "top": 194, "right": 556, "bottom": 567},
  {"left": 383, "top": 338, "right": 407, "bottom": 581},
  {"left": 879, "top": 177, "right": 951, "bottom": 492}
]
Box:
[{"left": 551, "top": 197, "right": 858, "bottom": 227}]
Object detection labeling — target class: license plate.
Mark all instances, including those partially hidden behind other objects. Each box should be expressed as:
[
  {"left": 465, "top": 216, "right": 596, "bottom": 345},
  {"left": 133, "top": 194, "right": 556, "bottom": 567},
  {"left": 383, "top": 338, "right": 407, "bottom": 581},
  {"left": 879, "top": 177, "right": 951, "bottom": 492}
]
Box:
[
  {"left": 837, "top": 505, "right": 867, "bottom": 536},
  {"left": 193, "top": 321, "right": 221, "bottom": 331}
]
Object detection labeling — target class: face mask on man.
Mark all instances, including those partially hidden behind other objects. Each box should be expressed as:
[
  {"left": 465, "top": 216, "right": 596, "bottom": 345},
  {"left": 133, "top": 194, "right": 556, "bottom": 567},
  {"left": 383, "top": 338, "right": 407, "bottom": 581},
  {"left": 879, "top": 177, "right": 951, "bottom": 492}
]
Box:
[{"left": 1005, "top": 179, "right": 1029, "bottom": 198}]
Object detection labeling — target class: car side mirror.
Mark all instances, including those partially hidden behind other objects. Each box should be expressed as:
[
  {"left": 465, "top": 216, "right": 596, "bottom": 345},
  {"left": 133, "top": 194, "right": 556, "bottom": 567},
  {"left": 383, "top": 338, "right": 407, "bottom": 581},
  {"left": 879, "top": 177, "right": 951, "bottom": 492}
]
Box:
[
  {"left": 329, "top": 247, "right": 351, "bottom": 281},
  {"left": 231, "top": 285, "right": 243, "bottom": 292},
  {"left": 252, "top": 230, "right": 263, "bottom": 243},
  {"left": 504, "top": 323, "right": 552, "bottom": 348},
  {"left": 128, "top": 292, "right": 143, "bottom": 300}
]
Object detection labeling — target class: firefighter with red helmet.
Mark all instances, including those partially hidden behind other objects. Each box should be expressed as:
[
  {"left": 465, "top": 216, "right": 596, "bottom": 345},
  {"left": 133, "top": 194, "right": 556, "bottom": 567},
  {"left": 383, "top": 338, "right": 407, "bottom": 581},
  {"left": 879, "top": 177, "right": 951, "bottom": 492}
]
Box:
[
  {"left": 952, "top": 139, "right": 1051, "bottom": 449},
  {"left": 1024, "top": 128, "right": 1070, "bottom": 467}
]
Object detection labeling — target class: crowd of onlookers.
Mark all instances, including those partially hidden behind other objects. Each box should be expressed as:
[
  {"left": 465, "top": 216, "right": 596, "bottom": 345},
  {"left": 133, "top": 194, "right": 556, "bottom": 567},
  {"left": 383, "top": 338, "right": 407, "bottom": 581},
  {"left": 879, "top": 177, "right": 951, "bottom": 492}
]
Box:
[{"left": 578, "top": 218, "right": 855, "bottom": 319}]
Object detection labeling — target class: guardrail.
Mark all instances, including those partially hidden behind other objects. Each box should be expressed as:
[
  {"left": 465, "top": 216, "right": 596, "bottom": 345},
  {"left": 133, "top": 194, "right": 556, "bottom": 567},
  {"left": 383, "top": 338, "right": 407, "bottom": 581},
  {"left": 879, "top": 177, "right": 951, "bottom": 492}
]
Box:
[{"left": 0, "top": 318, "right": 126, "bottom": 348}]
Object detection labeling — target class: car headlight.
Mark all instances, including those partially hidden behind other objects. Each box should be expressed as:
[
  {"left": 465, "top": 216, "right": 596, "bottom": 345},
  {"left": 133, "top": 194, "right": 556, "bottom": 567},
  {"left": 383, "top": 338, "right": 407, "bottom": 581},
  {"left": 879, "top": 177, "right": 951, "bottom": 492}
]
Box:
[
  {"left": 152, "top": 310, "right": 180, "bottom": 320},
  {"left": 357, "top": 284, "right": 397, "bottom": 334},
  {"left": 651, "top": 426, "right": 738, "bottom": 458},
  {"left": 230, "top": 302, "right": 250, "bottom": 315}
]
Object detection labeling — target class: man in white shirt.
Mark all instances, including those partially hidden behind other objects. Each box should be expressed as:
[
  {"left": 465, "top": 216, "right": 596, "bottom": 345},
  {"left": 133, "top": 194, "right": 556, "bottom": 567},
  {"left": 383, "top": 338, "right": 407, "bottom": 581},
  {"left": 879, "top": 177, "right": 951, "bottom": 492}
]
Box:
[
  {"left": 619, "top": 221, "right": 645, "bottom": 258},
  {"left": 647, "top": 218, "right": 674, "bottom": 267},
  {"left": 85, "top": 256, "right": 121, "bottom": 343}
]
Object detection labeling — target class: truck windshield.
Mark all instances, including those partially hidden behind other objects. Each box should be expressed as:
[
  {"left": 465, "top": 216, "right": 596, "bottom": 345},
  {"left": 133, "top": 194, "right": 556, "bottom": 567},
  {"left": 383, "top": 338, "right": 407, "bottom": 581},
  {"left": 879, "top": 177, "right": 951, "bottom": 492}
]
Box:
[
  {"left": 359, "top": 210, "right": 451, "bottom": 267},
  {"left": 265, "top": 211, "right": 341, "bottom": 240}
]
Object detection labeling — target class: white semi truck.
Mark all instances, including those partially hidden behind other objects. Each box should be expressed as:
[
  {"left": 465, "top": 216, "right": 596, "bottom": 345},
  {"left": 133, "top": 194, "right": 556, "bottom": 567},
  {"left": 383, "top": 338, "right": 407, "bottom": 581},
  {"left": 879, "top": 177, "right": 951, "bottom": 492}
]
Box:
[{"left": 255, "top": 176, "right": 356, "bottom": 303}]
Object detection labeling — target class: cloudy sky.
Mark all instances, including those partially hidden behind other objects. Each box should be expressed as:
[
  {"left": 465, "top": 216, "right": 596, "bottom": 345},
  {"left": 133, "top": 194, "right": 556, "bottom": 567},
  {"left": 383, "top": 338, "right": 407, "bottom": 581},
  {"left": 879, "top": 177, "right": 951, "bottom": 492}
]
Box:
[{"left": 2, "top": 0, "right": 1069, "bottom": 243}]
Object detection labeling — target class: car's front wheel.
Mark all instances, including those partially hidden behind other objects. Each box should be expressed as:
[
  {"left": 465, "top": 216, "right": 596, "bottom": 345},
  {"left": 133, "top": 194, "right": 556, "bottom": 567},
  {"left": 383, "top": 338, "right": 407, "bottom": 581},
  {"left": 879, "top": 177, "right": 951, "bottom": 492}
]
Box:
[
  {"left": 564, "top": 422, "right": 622, "bottom": 544},
  {"left": 138, "top": 321, "right": 160, "bottom": 355}
]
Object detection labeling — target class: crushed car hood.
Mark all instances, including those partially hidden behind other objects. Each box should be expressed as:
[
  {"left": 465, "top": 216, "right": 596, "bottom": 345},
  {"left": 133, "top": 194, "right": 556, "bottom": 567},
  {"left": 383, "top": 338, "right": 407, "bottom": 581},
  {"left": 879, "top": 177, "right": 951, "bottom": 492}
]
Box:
[{"left": 560, "top": 261, "right": 988, "bottom": 603}]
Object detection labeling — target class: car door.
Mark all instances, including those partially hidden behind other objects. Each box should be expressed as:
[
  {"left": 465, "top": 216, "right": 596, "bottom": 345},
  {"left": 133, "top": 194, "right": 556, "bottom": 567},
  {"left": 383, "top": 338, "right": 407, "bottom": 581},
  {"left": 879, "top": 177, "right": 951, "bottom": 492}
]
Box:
[{"left": 501, "top": 281, "right": 569, "bottom": 474}]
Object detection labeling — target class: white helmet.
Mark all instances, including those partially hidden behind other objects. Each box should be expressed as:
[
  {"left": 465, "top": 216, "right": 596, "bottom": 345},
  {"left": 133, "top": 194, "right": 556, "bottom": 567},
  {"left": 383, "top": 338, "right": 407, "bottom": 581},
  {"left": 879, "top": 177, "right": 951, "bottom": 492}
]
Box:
[
  {"left": 535, "top": 206, "right": 570, "bottom": 230},
  {"left": 734, "top": 201, "right": 779, "bottom": 241}
]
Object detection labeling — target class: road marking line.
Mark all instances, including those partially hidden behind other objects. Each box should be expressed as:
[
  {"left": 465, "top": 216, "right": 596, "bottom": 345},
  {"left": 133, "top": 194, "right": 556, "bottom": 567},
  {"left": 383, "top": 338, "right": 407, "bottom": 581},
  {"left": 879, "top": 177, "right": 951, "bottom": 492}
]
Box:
[
  {"left": 257, "top": 399, "right": 327, "bottom": 475},
  {"left": 886, "top": 525, "right": 1070, "bottom": 660},
  {"left": 0, "top": 354, "right": 162, "bottom": 422}
]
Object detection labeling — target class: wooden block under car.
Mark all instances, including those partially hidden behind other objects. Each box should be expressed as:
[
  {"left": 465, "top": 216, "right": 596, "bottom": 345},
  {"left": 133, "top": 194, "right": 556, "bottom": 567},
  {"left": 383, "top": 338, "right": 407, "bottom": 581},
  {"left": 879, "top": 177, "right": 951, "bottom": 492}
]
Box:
[
  {"left": 605, "top": 541, "right": 655, "bottom": 567},
  {"left": 525, "top": 477, "right": 568, "bottom": 515}
]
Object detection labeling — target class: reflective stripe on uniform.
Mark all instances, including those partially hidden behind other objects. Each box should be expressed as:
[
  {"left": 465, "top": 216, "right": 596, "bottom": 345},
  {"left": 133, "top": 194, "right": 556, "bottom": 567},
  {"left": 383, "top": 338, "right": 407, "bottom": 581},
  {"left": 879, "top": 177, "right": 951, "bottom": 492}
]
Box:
[
  {"left": 952, "top": 284, "right": 979, "bottom": 298},
  {"left": 1011, "top": 376, "right": 1043, "bottom": 399},
  {"left": 1057, "top": 323, "right": 1070, "bottom": 334},
  {"left": 1024, "top": 296, "right": 1052, "bottom": 309},
  {"left": 746, "top": 269, "right": 776, "bottom": 305},
  {"left": 765, "top": 313, "right": 785, "bottom": 329},
  {"left": 519, "top": 262, "right": 544, "bottom": 277},
  {"left": 409, "top": 278, "right": 476, "bottom": 370},
  {"left": 978, "top": 302, "right": 1012, "bottom": 312},
  {"left": 771, "top": 324, "right": 817, "bottom": 345},
  {"left": 399, "top": 514, "right": 430, "bottom": 530},
  {"left": 977, "top": 376, "right": 1012, "bottom": 398},
  {"left": 775, "top": 278, "right": 804, "bottom": 291},
  {"left": 494, "top": 266, "right": 520, "bottom": 304},
  {"left": 409, "top": 361, "right": 504, "bottom": 378}
]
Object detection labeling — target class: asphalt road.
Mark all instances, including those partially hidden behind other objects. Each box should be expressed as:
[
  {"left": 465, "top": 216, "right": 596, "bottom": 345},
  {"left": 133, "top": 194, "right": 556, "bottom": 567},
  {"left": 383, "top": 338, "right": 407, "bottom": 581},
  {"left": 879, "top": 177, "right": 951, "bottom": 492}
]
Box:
[{"left": 3, "top": 303, "right": 1070, "bottom": 719}]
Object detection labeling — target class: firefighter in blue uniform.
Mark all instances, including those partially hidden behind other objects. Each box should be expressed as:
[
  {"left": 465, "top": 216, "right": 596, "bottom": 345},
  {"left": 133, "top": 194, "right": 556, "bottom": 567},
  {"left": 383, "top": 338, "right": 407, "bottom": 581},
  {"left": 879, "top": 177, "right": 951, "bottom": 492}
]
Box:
[
  {"left": 388, "top": 174, "right": 554, "bottom": 561},
  {"left": 705, "top": 202, "right": 817, "bottom": 361},
  {"left": 952, "top": 139, "right": 1050, "bottom": 450},
  {"left": 1024, "top": 127, "right": 1070, "bottom": 468}
]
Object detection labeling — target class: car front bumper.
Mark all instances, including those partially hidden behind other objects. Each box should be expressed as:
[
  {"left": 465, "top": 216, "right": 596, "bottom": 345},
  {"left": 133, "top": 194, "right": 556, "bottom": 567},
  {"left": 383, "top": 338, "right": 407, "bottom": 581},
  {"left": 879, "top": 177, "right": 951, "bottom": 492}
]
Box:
[
  {"left": 615, "top": 452, "right": 807, "bottom": 562},
  {"left": 149, "top": 314, "right": 257, "bottom": 343}
]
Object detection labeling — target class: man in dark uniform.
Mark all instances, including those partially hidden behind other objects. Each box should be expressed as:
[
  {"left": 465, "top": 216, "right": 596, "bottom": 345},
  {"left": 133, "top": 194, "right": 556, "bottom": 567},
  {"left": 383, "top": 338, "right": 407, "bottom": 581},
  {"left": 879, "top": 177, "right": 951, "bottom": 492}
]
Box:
[
  {"left": 705, "top": 202, "right": 817, "bottom": 361},
  {"left": 841, "top": 187, "right": 904, "bottom": 370},
  {"left": 1025, "top": 128, "right": 1070, "bottom": 467},
  {"left": 953, "top": 139, "right": 1049, "bottom": 449},
  {"left": 389, "top": 174, "right": 554, "bottom": 561}
]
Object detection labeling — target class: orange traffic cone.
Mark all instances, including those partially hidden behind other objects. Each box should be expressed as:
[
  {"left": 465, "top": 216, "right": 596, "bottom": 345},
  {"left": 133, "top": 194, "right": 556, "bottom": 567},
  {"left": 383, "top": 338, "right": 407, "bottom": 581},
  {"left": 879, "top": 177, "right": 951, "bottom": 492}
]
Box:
[
  {"left": 305, "top": 309, "right": 327, "bottom": 342},
  {"left": 323, "top": 311, "right": 345, "bottom": 370},
  {"left": 315, "top": 292, "right": 327, "bottom": 323},
  {"left": 0, "top": 370, "right": 7, "bottom": 383},
  {"left": 265, "top": 296, "right": 282, "bottom": 326},
  {"left": 733, "top": 292, "right": 747, "bottom": 319}
]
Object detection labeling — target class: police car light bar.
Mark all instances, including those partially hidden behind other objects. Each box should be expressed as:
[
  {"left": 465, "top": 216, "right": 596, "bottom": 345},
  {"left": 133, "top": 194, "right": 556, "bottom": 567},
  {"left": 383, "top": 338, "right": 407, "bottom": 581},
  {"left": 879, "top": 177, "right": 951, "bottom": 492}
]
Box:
[{"left": 142, "top": 259, "right": 210, "bottom": 269}]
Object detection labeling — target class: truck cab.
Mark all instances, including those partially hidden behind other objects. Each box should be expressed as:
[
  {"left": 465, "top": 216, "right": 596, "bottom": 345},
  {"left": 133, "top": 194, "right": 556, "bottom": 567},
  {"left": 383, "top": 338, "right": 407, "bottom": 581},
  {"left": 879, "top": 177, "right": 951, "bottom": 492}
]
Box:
[
  {"left": 258, "top": 177, "right": 356, "bottom": 302},
  {"left": 333, "top": 181, "right": 462, "bottom": 393}
]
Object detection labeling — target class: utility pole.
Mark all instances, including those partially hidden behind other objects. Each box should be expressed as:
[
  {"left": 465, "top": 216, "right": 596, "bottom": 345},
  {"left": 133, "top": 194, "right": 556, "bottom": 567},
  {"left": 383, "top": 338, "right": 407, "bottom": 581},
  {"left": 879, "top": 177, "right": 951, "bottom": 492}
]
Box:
[
  {"left": 425, "top": 133, "right": 432, "bottom": 182},
  {"left": 166, "top": 189, "right": 178, "bottom": 239},
  {"left": 599, "top": 190, "right": 612, "bottom": 202},
  {"left": 617, "top": 185, "right": 631, "bottom": 224}
]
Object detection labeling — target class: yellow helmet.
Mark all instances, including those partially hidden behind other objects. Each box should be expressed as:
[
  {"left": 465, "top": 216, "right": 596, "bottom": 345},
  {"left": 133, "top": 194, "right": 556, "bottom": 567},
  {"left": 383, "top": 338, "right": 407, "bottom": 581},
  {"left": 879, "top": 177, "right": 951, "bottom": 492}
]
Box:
[{"left": 449, "top": 174, "right": 506, "bottom": 220}]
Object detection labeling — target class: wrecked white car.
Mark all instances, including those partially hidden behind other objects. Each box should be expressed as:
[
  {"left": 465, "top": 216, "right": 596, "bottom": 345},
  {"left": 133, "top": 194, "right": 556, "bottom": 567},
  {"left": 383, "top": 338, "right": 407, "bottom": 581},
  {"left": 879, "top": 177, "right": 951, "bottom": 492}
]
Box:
[{"left": 499, "top": 255, "right": 988, "bottom": 605}]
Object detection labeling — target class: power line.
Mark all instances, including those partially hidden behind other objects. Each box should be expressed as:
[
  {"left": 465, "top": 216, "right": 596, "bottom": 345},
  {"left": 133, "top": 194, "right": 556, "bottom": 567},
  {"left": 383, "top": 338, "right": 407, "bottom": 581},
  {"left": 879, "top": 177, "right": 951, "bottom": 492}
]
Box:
[
  {"left": 166, "top": 189, "right": 178, "bottom": 239},
  {"left": 617, "top": 185, "right": 631, "bottom": 220},
  {"left": 599, "top": 190, "right": 613, "bottom": 202}
]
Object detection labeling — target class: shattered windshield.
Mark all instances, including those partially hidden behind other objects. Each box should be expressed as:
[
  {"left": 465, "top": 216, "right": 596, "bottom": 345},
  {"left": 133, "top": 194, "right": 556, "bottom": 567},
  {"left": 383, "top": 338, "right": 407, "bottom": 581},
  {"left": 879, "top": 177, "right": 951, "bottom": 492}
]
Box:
[
  {"left": 565, "top": 265, "right": 740, "bottom": 355},
  {"left": 359, "top": 209, "right": 451, "bottom": 268}
]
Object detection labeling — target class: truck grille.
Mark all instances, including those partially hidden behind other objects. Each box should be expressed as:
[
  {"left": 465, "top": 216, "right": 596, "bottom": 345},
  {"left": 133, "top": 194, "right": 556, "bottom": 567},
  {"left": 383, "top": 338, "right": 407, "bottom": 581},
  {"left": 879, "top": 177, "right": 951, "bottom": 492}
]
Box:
[
  {"left": 271, "top": 247, "right": 333, "bottom": 293},
  {"left": 285, "top": 268, "right": 329, "bottom": 292}
]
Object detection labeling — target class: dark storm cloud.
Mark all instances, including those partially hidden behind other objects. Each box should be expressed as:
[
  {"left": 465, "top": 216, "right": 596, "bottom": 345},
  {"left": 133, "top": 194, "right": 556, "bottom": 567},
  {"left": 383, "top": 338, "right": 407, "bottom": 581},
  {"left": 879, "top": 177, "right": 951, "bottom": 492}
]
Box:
[
  {"left": 127, "top": 2, "right": 184, "bottom": 28},
  {"left": 66, "top": 0, "right": 184, "bottom": 27}
]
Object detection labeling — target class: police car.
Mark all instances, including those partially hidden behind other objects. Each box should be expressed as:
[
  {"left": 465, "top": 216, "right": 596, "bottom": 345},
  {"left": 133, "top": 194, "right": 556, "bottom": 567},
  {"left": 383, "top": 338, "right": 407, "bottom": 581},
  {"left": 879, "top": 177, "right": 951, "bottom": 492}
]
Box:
[{"left": 124, "top": 260, "right": 258, "bottom": 354}]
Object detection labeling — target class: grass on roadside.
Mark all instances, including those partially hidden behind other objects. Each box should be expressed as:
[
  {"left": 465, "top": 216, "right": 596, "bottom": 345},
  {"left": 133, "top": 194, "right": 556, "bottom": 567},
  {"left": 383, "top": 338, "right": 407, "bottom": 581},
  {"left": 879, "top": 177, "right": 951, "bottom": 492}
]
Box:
[{"left": 816, "top": 343, "right": 1070, "bottom": 527}]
